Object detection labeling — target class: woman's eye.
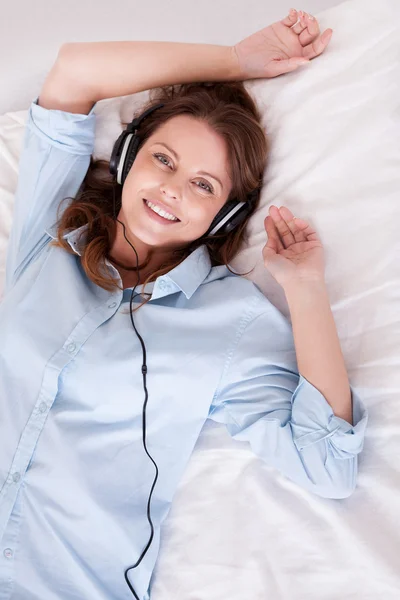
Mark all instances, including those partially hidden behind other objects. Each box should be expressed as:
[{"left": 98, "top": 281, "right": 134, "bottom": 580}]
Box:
[
  {"left": 154, "top": 153, "right": 170, "bottom": 166},
  {"left": 153, "top": 153, "right": 213, "bottom": 194},
  {"left": 196, "top": 181, "right": 213, "bottom": 194}
]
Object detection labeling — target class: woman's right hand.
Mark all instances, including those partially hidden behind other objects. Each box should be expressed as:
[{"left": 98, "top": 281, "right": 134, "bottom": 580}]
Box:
[{"left": 233, "top": 8, "right": 333, "bottom": 80}]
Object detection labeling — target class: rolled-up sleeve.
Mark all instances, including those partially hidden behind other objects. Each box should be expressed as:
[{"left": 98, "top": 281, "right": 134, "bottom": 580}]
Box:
[
  {"left": 4, "top": 96, "right": 96, "bottom": 293},
  {"left": 208, "top": 299, "right": 369, "bottom": 499}
]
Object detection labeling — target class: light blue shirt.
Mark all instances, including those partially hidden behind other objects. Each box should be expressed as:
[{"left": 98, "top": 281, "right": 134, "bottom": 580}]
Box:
[{"left": 0, "top": 97, "right": 368, "bottom": 600}]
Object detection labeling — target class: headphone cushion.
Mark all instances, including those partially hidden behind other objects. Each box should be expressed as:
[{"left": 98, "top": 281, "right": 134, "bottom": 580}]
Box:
[
  {"left": 121, "top": 135, "right": 141, "bottom": 185},
  {"left": 206, "top": 190, "right": 259, "bottom": 237},
  {"left": 206, "top": 200, "right": 244, "bottom": 236},
  {"left": 109, "top": 130, "right": 126, "bottom": 177}
]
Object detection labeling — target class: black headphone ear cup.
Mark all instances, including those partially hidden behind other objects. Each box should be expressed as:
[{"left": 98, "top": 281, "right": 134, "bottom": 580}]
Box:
[
  {"left": 121, "top": 135, "right": 140, "bottom": 185},
  {"left": 221, "top": 202, "right": 249, "bottom": 234},
  {"left": 110, "top": 102, "right": 165, "bottom": 185},
  {"left": 121, "top": 135, "right": 141, "bottom": 186},
  {"left": 109, "top": 130, "right": 127, "bottom": 178},
  {"left": 205, "top": 189, "right": 259, "bottom": 237},
  {"left": 208, "top": 200, "right": 237, "bottom": 234}
]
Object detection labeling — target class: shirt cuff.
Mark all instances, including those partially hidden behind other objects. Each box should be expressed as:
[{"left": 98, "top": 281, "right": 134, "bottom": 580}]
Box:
[
  {"left": 27, "top": 96, "right": 96, "bottom": 155},
  {"left": 290, "top": 374, "right": 368, "bottom": 459}
]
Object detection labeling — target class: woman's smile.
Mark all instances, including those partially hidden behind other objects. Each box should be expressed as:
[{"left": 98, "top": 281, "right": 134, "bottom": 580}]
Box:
[{"left": 143, "top": 198, "right": 181, "bottom": 225}]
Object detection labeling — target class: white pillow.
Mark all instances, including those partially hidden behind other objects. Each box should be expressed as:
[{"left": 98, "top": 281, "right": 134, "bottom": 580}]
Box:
[{"left": 0, "top": 0, "right": 399, "bottom": 598}]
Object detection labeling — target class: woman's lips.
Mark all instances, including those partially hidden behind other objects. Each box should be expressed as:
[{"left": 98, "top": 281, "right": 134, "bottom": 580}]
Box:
[{"left": 143, "top": 199, "right": 181, "bottom": 224}]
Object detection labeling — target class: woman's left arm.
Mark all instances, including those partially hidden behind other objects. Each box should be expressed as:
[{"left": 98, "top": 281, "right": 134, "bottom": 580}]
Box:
[
  {"left": 284, "top": 280, "right": 353, "bottom": 425},
  {"left": 263, "top": 204, "right": 355, "bottom": 426},
  {"left": 207, "top": 294, "right": 368, "bottom": 499}
]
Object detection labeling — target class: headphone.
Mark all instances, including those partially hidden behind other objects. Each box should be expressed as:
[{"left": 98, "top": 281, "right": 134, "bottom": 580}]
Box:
[{"left": 108, "top": 102, "right": 259, "bottom": 599}]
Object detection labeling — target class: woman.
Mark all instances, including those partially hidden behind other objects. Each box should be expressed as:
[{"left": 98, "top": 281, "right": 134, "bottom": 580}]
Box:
[{"left": 0, "top": 9, "right": 368, "bottom": 600}]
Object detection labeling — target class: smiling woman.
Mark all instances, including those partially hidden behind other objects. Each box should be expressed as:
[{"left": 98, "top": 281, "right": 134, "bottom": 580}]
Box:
[
  {"left": 109, "top": 111, "right": 236, "bottom": 278},
  {"left": 50, "top": 80, "right": 269, "bottom": 307},
  {"left": 1, "top": 11, "right": 370, "bottom": 600}
]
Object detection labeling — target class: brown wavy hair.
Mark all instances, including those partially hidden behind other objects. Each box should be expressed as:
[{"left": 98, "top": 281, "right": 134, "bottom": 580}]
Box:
[{"left": 50, "top": 80, "right": 269, "bottom": 312}]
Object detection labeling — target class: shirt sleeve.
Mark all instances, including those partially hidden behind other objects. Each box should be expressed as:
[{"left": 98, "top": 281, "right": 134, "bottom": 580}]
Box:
[
  {"left": 208, "top": 298, "right": 369, "bottom": 499},
  {"left": 4, "top": 96, "right": 96, "bottom": 294}
]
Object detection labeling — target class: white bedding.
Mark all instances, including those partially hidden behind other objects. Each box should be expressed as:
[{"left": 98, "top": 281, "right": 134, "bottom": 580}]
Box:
[{"left": 0, "top": 0, "right": 399, "bottom": 598}]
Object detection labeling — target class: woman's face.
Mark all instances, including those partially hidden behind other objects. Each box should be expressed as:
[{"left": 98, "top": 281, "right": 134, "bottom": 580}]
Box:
[{"left": 119, "top": 115, "right": 233, "bottom": 253}]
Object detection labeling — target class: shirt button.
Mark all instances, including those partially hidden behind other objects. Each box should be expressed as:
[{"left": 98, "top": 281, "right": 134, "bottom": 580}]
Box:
[
  {"left": 3, "top": 548, "right": 13, "bottom": 559},
  {"left": 159, "top": 280, "right": 166, "bottom": 290},
  {"left": 67, "top": 343, "right": 76, "bottom": 353},
  {"left": 12, "top": 473, "right": 20, "bottom": 483},
  {"left": 108, "top": 302, "right": 117, "bottom": 308},
  {"left": 39, "top": 402, "right": 47, "bottom": 413}
]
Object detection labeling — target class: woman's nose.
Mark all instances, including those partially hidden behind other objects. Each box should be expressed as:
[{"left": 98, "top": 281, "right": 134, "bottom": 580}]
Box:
[{"left": 160, "top": 178, "right": 182, "bottom": 201}]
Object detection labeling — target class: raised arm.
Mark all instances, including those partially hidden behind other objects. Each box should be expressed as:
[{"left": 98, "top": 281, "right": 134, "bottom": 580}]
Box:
[
  {"left": 38, "top": 9, "right": 334, "bottom": 116},
  {"left": 38, "top": 41, "right": 241, "bottom": 115}
]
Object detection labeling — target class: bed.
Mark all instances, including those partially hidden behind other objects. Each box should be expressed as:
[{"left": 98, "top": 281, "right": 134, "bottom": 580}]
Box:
[{"left": 0, "top": 0, "right": 399, "bottom": 597}]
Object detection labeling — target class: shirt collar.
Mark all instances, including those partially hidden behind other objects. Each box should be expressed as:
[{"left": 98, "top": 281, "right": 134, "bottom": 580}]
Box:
[{"left": 45, "top": 223, "right": 214, "bottom": 300}]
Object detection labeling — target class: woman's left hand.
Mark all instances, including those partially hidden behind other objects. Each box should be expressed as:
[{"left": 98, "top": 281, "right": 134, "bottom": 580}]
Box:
[
  {"left": 233, "top": 8, "right": 333, "bottom": 79},
  {"left": 262, "top": 205, "right": 325, "bottom": 288}
]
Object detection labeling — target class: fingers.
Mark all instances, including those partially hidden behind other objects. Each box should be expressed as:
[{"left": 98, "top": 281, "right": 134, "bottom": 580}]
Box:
[
  {"left": 266, "top": 206, "right": 312, "bottom": 249},
  {"left": 279, "top": 207, "right": 320, "bottom": 243},
  {"left": 264, "top": 215, "right": 285, "bottom": 252},
  {"left": 280, "top": 8, "right": 299, "bottom": 27},
  {"left": 291, "top": 10, "right": 312, "bottom": 35},
  {"left": 303, "top": 28, "right": 333, "bottom": 59},
  {"left": 278, "top": 206, "right": 309, "bottom": 243},
  {"left": 268, "top": 206, "right": 296, "bottom": 247},
  {"left": 291, "top": 10, "right": 333, "bottom": 57},
  {"left": 292, "top": 11, "right": 321, "bottom": 46},
  {"left": 268, "top": 204, "right": 295, "bottom": 250}
]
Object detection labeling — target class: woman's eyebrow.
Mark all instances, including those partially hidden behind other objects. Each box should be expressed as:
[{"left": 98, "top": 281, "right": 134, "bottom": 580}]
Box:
[{"left": 153, "top": 141, "right": 224, "bottom": 189}]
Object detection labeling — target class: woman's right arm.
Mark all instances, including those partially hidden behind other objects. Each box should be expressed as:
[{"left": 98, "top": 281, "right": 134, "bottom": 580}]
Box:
[{"left": 39, "top": 40, "right": 242, "bottom": 115}]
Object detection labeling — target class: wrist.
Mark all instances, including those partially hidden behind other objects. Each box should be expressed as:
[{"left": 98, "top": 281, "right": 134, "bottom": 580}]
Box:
[
  {"left": 283, "top": 278, "right": 327, "bottom": 299},
  {"left": 229, "top": 45, "right": 245, "bottom": 81}
]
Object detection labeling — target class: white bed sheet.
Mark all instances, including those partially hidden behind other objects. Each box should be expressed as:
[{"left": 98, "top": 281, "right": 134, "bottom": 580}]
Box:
[{"left": 0, "top": 0, "right": 399, "bottom": 598}]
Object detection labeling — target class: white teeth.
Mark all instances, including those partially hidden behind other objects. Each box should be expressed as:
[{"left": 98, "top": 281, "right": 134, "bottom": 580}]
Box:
[{"left": 145, "top": 200, "right": 178, "bottom": 221}]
